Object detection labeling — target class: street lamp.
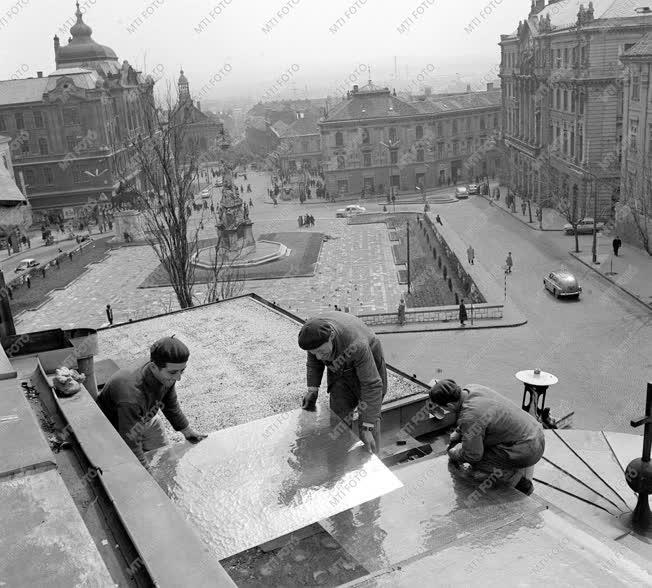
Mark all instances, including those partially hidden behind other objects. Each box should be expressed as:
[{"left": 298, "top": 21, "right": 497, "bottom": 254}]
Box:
[{"left": 380, "top": 139, "right": 400, "bottom": 211}]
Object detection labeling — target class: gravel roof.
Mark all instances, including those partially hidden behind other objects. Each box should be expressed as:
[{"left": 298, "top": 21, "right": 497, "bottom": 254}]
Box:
[{"left": 96, "top": 295, "right": 425, "bottom": 441}]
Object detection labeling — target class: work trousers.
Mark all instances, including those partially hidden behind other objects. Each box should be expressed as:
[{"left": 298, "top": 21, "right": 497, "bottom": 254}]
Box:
[
  {"left": 472, "top": 434, "right": 545, "bottom": 486},
  {"left": 327, "top": 357, "right": 387, "bottom": 452}
]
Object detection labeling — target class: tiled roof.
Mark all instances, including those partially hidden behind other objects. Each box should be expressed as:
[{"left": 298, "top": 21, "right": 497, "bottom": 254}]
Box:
[
  {"left": 415, "top": 90, "right": 502, "bottom": 114},
  {"left": 0, "top": 70, "right": 103, "bottom": 106},
  {"left": 623, "top": 31, "right": 652, "bottom": 57},
  {"left": 325, "top": 90, "right": 421, "bottom": 122},
  {"left": 274, "top": 116, "right": 320, "bottom": 137}
]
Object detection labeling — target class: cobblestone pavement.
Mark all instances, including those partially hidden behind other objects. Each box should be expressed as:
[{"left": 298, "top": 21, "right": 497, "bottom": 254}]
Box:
[{"left": 15, "top": 218, "right": 404, "bottom": 332}]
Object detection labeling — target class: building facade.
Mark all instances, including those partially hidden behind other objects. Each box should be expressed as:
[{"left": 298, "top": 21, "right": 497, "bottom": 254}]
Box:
[
  {"left": 319, "top": 82, "right": 501, "bottom": 197},
  {"left": 618, "top": 32, "right": 652, "bottom": 250},
  {"left": 274, "top": 111, "right": 322, "bottom": 173},
  {"left": 500, "top": 0, "right": 652, "bottom": 223},
  {"left": 0, "top": 134, "right": 32, "bottom": 249},
  {"left": 0, "top": 3, "right": 155, "bottom": 224}
]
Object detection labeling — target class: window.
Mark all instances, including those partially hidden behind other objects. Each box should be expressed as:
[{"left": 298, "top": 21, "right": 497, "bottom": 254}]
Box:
[
  {"left": 570, "top": 91, "right": 576, "bottom": 113},
  {"left": 72, "top": 168, "right": 82, "bottom": 183},
  {"left": 436, "top": 122, "right": 443, "bottom": 136},
  {"left": 63, "top": 107, "right": 80, "bottom": 126},
  {"left": 480, "top": 117, "right": 485, "bottom": 131},
  {"left": 390, "top": 149, "right": 398, "bottom": 164},
  {"left": 389, "top": 127, "right": 397, "bottom": 142},
  {"left": 466, "top": 118, "right": 471, "bottom": 131},
  {"left": 632, "top": 74, "right": 640, "bottom": 101},
  {"left": 301, "top": 140, "right": 309, "bottom": 152},
  {"left": 579, "top": 93, "right": 585, "bottom": 115},
  {"left": 562, "top": 129, "right": 568, "bottom": 155},
  {"left": 452, "top": 120, "right": 458, "bottom": 135},
  {"left": 452, "top": 140, "right": 459, "bottom": 155},
  {"left": 556, "top": 88, "right": 561, "bottom": 109},
  {"left": 416, "top": 148, "right": 424, "bottom": 162},
  {"left": 21, "top": 140, "right": 29, "bottom": 154},
  {"left": 555, "top": 49, "right": 561, "bottom": 68},
  {"left": 563, "top": 48, "right": 569, "bottom": 67},
  {"left": 66, "top": 136, "right": 77, "bottom": 152},
  {"left": 24, "top": 169, "right": 35, "bottom": 186},
  {"left": 362, "top": 128, "right": 370, "bottom": 144},
  {"left": 15, "top": 113, "right": 24, "bottom": 129},
  {"left": 563, "top": 90, "right": 568, "bottom": 111},
  {"left": 416, "top": 125, "right": 423, "bottom": 139},
  {"left": 648, "top": 124, "right": 652, "bottom": 154},
  {"left": 33, "top": 111, "right": 44, "bottom": 128},
  {"left": 630, "top": 119, "right": 638, "bottom": 152},
  {"left": 0, "top": 116, "right": 6, "bottom": 132},
  {"left": 42, "top": 167, "right": 53, "bottom": 185},
  {"left": 363, "top": 152, "right": 371, "bottom": 167},
  {"left": 437, "top": 142, "right": 444, "bottom": 159},
  {"left": 571, "top": 47, "right": 577, "bottom": 67},
  {"left": 578, "top": 125, "right": 584, "bottom": 161},
  {"left": 38, "top": 137, "right": 48, "bottom": 155},
  {"left": 494, "top": 114, "right": 499, "bottom": 128},
  {"left": 570, "top": 130, "right": 575, "bottom": 158},
  {"left": 467, "top": 137, "right": 473, "bottom": 152}
]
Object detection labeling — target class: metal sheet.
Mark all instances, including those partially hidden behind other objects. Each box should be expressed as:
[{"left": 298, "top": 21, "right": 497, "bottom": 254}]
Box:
[
  {"left": 346, "top": 509, "right": 652, "bottom": 587},
  {"left": 0, "top": 469, "right": 115, "bottom": 587},
  {"left": 320, "top": 454, "right": 542, "bottom": 572},
  {"left": 147, "top": 406, "right": 402, "bottom": 560}
]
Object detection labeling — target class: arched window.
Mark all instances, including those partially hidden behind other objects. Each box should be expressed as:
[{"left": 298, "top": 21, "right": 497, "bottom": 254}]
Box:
[
  {"left": 335, "top": 131, "right": 343, "bottom": 146},
  {"left": 389, "top": 127, "right": 397, "bottom": 142},
  {"left": 416, "top": 125, "right": 423, "bottom": 139},
  {"left": 38, "top": 137, "right": 48, "bottom": 155}
]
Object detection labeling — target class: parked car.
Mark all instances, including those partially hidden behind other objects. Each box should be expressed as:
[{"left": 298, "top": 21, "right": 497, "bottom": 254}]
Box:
[
  {"left": 563, "top": 217, "right": 604, "bottom": 235},
  {"left": 336, "top": 205, "right": 366, "bottom": 218},
  {"left": 15, "top": 258, "right": 39, "bottom": 273},
  {"left": 543, "top": 270, "right": 582, "bottom": 299},
  {"left": 467, "top": 183, "right": 480, "bottom": 195},
  {"left": 455, "top": 186, "right": 469, "bottom": 199}
]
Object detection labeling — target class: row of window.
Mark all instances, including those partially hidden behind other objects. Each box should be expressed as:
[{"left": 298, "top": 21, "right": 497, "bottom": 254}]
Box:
[
  {"left": 335, "top": 137, "right": 490, "bottom": 169},
  {"left": 12, "top": 134, "right": 94, "bottom": 157},
  {"left": 20, "top": 164, "right": 91, "bottom": 190},
  {"left": 502, "top": 45, "right": 587, "bottom": 69},
  {"left": 552, "top": 122, "right": 584, "bottom": 162},
  {"left": 333, "top": 117, "right": 498, "bottom": 147},
  {"left": 625, "top": 120, "right": 652, "bottom": 154},
  {"left": 0, "top": 107, "right": 82, "bottom": 133}
]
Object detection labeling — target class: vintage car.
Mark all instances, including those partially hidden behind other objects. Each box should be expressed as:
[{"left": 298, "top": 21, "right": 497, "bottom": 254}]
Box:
[
  {"left": 15, "top": 258, "right": 39, "bottom": 273},
  {"left": 455, "top": 186, "right": 469, "bottom": 199},
  {"left": 336, "top": 205, "right": 366, "bottom": 218},
  {"left": 467, "top": 183, "right": 480, "bottom": 195},
  {"left": 543, "top": 270, "right": 582, "bottom": 299},
  {"left": 563, "top": 218, "right": 605, "bottom": 235}
]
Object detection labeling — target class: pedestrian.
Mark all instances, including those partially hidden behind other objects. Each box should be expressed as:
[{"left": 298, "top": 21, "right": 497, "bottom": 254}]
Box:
[
  {"left": 304, "top": 213, "right": 310, "bottom": 228},
  {"left": 467, "top": 245, "right": 475, "bottom": 265},
  {"left": 436, "top": 214, "right": 443, "bottom": 225},
  {"left": 612, "top": 235, "right": 622, "bottom": 256},
  {"left": 298, "top": 215, "right": 303, "bottom": 228},
  {"left": 26, "top": 275, "right": 31, "bottom": 289},
  {"left": 97, "top": 337, "right": 207, "bottom": 468},
  {"left": 521, "top": 201, "right": 527, "bottom": 216},
  {"left": 68, "top": 251, "right": 73, "bottom": 261},
  {"left": 55, "top": 258, "right": 60, "bottom": 269},
  {"left": 106, "top": 304, "right": 114, "bottom": 325},
  {"left": 383, "top": 205, "right": 388, "bottom": 213},
  {"left": 298, "top": 312, "right": 387, "bottom": 454},
  {"left": 247, "top": 184, "right": 251, "bottom": 193},
  {"left": 398, "top": 296, "right": 406, "bottom": 325},
  {"left": 249, "top": 198, "right": 253, "bottom": 207},
  {"left": 459, "top": 299, "right": 468, "bottom": 326},
  {"left": 210, "top": 203, "right": 215, "bottom": 213},
  {"left": 41, "top": 266, "right": 46, "bottom": 278},
  {"left": 506, "top": 252, "right": 513, "bottom": 273},
  {"left": 7, "top": 284, "right": 12, "bottom": 300},
  {"left": 429, "top": 379, "right": 545, "bottom": 495}
]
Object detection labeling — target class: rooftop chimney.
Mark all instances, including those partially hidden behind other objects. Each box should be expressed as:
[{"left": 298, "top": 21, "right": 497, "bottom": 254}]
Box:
[
  {"left": 487, "top": 82, "right": 494, "bottom": 91},
  {"left": 196, "top": 100, "right": 201, "bottom": 112},
  {"left": 353, "top": 84, "right": 359, "bottom": 93},
  {"left": 466, "top": 83, "right": 472, "bottom": 92},
  {"left": 37, "top": 71, "right": 43, "bottom": 78}
]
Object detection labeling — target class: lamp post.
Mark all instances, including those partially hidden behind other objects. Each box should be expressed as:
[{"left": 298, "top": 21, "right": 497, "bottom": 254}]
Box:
[
  {"left": 406, "top": 219, "right": 411, "bottom": 293},
  {"left": 380, "top": 139, "right": 400, "bottom": 211}
]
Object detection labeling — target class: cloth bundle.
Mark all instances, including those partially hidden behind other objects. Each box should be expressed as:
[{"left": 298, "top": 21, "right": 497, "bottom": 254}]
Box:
[{"left": 52, "top": 367, "right": 86, "bottom": 397}]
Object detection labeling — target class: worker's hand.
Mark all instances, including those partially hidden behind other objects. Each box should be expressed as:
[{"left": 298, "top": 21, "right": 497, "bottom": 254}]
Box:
[
  {"left": 184, "top": 429, "right": 207, "bottom": 444},
  {"left": 447, "top": 430, "right": 462, "bottom": 450},
  {"left": 360, "top": 429, "right": 376, "bottom": 454},
  {"left": 302, "top": 389, "right": 318, "bottom": 411},
  {"left": 447, "top": 444, "right": 463, "bottom": 463}
]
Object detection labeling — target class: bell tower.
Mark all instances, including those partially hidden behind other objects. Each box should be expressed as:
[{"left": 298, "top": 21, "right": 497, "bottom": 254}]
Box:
[{"left": 178, "top": 68, "right": 190, "bottom": 103}]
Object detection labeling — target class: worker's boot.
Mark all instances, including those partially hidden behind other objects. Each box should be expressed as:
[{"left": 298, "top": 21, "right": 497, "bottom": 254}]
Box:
[{"left": 514, "top": 476, "right": 534, "bottom": 496}]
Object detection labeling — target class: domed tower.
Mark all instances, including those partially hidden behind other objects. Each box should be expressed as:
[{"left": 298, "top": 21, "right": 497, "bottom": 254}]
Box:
[
  {"left": 55, "top": 2, "right": 118, "bottom": 69},
  {"left": 178, "top": 69, "right": 190, "bottom": 103}
]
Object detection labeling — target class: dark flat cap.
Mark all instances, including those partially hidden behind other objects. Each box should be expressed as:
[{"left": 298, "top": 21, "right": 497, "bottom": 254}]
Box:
[
  {"left": 298, "top": 319, "right": 332, "bottom": 350},
  {"left": 429, "top": 379, "right": 462, "bottom": 406}
]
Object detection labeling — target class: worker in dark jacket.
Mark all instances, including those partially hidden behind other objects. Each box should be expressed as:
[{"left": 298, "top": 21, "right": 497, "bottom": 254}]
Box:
[
  {"left": 298, "top": 312, "right": 387, "bottom": 454},
  {"left": 97, "top": 337, "right": 206, "bottom": 467},
  {"left": 429, "top": 379, "right": 544, "bottom": 495}
]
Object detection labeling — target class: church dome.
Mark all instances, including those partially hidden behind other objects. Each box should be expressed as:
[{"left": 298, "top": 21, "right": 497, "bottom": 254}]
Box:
[
  {"left": 178, "top": 69, "right": 189, "bottom": 85},
  {"left": 56, "top": 2, "right": 118, "bottom": 67}
]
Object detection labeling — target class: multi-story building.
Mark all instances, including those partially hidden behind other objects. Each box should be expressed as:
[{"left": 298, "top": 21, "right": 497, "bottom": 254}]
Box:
[
  {"left": 319, "top": 82, "right": 501, "bottom": 197},
  {"left": 273, "top": 111, "right": 322, "bottom": 173},
  {"left": 500, "top": 0, "right": 652, "bottom": 222},
  {"left": 0, "top": 134, "right": 31, "bottom": 249},
  {"left": 0, "top": 4, "right": 154, "bottom": 224},
  {"left": 619, "top": 32, "right": 652, "bottom": 249}
]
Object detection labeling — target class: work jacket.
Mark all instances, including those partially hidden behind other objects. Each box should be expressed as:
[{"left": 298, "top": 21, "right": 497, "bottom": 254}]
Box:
[{"left": 306, "top": 311, "right": 386, "bottom": 423}]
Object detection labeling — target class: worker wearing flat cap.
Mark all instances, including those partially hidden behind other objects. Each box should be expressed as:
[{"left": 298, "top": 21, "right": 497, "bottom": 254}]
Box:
[
  {"left": 298, "top": 312, "right": 387, "bottom": 454},
  {"left": 429, "top": 379, "right": 545, "bottom": 495}
]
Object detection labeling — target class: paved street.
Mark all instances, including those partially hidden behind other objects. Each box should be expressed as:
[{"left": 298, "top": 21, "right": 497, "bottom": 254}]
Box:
[
  {"left": 15, "top": 170, "right": 652, "bottom": 433},
  {"left": 381, "top": 196, "right": 652, "bottom": 434}
]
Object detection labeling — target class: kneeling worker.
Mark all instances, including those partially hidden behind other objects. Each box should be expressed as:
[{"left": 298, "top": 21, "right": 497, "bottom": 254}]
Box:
[
  {"left": 97, "top": 336, "right": 207, "bottom": 467},
  {"left": 298, "top": 312, "right": 387, "bottom": 454},
  {"left": 429, "top": 379, "right": 544, "bottom": 495}
]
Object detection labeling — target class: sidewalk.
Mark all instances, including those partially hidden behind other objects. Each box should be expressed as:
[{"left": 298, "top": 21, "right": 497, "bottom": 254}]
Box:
[
  {"left": 479, "top": 184, "right": 567, "bottom": 231},
  {"left": 569, "top": 239, "right": 652, "bottom": 310}
]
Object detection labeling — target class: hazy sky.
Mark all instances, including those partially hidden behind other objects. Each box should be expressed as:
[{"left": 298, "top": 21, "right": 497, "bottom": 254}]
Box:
[{"left": 0, "top": 0, "right": 522, "bottom": 101}]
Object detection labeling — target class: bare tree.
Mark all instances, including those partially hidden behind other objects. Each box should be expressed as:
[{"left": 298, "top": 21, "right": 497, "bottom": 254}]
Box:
[
  {"left": 199, "top": 229, "right": 246, "bottom": 304},
  {"left": 620, "top": 164, "right": 652, "bottom": 255}
]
